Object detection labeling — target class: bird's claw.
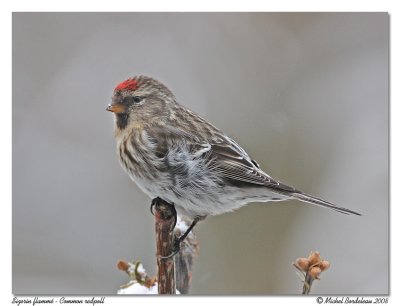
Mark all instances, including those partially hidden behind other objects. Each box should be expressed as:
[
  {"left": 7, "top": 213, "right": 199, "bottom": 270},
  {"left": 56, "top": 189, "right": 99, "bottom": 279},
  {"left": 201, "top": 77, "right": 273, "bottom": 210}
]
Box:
[
  {"left": 150, "top": 198, "right": 157, "bottom": 216},
  {"left": 150, "top": 198, "right": 177, "bottom": 233}
]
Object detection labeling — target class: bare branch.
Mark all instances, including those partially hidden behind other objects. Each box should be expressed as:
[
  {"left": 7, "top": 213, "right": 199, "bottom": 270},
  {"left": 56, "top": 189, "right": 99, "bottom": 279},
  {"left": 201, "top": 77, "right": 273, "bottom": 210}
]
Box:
[{"left": 153, "top": 198, "right": 177, "bottom": 294}]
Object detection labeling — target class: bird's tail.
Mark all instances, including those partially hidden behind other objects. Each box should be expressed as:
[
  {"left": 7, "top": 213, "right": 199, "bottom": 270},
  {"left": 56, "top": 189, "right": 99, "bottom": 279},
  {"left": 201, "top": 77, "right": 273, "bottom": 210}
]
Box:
[{"left": 292, "top": 192, "right": 361, "bottom": 216}]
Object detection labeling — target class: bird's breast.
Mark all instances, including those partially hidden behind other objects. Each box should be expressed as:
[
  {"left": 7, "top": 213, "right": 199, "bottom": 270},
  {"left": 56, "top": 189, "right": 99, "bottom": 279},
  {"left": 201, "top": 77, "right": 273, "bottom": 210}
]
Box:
[{"left": 116, "top": 129, "right": 165, "bottom": 181}]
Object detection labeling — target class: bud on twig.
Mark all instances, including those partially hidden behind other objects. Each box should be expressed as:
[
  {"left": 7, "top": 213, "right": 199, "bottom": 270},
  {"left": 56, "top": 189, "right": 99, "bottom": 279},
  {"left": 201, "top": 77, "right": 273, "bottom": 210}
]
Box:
[
  {"left": 319, "top": 260, "right": 330, "bottom": 271},
  {"left": 295, "top": 258, "right": 310, "bottom": 272},
  {"left": 293, "top": 251, "right": 330, "bottom": 295},
  {"left": 117, "top": 259, "right": 157, "bottom": 293},
  {"left": 307, "top": 251, "right": 321, "bottom": 266},
  {"left": 309, "top": 266, "right": 322, "bottom": 279},
  {"left": 117, "top": 260, "right": 131, "bottom": 274}
]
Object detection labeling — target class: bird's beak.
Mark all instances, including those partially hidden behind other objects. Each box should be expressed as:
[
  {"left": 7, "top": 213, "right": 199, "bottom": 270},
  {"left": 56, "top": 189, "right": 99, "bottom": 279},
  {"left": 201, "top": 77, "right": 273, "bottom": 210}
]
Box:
[{"left": 106, "top": 103, "right": 125, "bottom": 113}]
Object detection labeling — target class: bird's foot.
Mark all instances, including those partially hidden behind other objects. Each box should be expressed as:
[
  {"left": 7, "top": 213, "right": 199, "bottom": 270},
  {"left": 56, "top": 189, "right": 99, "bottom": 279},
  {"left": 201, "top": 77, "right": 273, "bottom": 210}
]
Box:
[
  {"left": 151, "top": 197, "right": 177, "bottom": 232},
  {"left": 160, "top": 216, "right": 202, "bottom": 259},
  {"left": 160, "top": 235, "right": 182, "bottom": 259}
]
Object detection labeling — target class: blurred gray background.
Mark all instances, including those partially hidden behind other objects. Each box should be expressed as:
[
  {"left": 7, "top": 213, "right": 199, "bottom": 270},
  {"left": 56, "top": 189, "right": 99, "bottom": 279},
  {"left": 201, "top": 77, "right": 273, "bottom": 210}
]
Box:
[{"left": 12, "top": 13, "right": 388, "bottom": 295}]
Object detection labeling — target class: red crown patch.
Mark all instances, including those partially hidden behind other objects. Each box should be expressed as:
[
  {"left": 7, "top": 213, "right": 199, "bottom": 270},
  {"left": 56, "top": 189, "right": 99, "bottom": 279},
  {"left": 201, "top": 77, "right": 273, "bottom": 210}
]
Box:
[{"left": 114, "top": 79, "right": 138, "bottom": 91}]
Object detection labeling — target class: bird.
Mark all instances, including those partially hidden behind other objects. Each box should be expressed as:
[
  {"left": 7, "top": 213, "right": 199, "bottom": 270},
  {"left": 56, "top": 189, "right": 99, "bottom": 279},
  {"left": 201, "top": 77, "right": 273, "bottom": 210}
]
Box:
[{"left": 107, "top": 75, "right": 360, "bottom": 255}]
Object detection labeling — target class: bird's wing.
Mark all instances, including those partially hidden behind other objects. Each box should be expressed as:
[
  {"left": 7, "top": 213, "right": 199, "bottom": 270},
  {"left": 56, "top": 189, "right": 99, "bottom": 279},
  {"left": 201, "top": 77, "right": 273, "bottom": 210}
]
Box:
[
  {"left": 208, "top": 136, "right": 297, "bottom": 192},
  {"left": 208, "top": 137, "right": 361, "bottom": 215},
  {"left": 146, "top": 124, "right": 361, "bottom": 215},
  {"left": 147, "top": 124, "right": 296, "bottom": 193}
]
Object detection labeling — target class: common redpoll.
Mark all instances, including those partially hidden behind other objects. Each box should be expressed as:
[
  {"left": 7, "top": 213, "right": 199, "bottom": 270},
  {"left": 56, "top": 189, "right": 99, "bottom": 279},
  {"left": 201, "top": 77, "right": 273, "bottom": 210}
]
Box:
[{"left": 107, "top": 76, "right": 360, "bottom": 248}]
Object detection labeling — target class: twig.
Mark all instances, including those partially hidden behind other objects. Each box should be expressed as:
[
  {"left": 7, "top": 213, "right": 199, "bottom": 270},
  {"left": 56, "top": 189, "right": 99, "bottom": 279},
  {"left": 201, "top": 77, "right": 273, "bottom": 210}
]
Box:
[
  {"left": 153, "top": 198, "right": 177, "bottom": 294},
  {"left": 117, "top": 260, "right": 157, "bottom": 294},
  {"left": 302, "top": 272, "right": 314, "bottom": 294}
]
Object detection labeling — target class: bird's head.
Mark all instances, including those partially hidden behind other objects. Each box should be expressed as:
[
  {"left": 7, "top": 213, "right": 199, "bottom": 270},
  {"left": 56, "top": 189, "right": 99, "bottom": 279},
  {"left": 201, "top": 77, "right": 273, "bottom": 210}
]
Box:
[{"left": 107, "top": 76, "right": 176, "bottom": 130}]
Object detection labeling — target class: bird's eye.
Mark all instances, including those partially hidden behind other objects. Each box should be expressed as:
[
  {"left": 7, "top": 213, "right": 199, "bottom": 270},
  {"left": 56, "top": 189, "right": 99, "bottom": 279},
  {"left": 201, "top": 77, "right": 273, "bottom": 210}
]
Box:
[
  {"left": 132, "top": 96, "right": 142, "bottom": 103},
  {"left": 123, "top": 96, "right": 143, "bottom": 105}
]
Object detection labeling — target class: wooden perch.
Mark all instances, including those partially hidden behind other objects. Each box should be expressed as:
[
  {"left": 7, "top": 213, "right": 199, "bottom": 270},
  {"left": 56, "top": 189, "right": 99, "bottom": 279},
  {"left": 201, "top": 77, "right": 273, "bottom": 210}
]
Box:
[
  {"left": 153, "top": 197, "right": 177, "bottom": 294},
  {"left": 117, "top": 198, "right": 199, "bottom": 294}
]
